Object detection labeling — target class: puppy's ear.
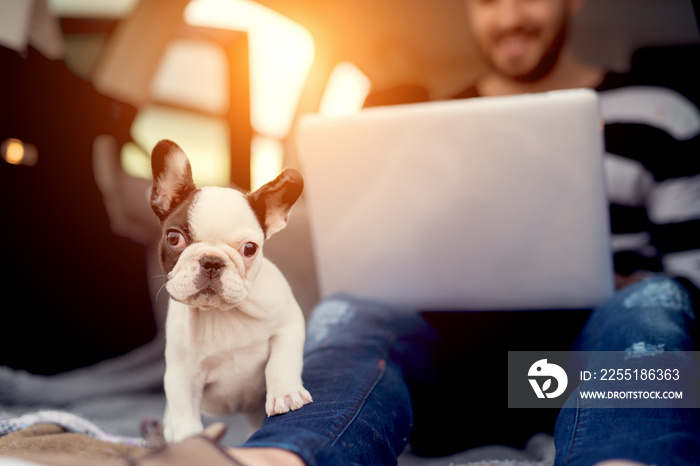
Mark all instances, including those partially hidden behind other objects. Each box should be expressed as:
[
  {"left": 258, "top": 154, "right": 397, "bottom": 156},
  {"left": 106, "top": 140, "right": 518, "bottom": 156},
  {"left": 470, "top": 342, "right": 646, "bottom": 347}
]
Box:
[
  {"left": 150, "top": 140, "right": 196, "bottom": 222},
  {"left": 248, "top": 168, "right": 304, "bottom": 239}
]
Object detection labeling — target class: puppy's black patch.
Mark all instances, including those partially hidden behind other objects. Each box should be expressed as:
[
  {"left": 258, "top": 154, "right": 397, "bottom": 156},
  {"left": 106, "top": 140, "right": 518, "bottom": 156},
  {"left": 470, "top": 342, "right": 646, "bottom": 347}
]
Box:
[{"left": 159, "top": 189, "right": 198, "bottom": 275}]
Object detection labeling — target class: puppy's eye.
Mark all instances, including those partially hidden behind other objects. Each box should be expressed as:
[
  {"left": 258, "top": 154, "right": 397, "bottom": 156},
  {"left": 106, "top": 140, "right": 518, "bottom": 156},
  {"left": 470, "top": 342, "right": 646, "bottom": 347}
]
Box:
[
  {"left": 166, "top": 230, "right": 187, "bottom": 250},
  {"left": 239, "top": 242, "right": 258, "bottom": 258}
]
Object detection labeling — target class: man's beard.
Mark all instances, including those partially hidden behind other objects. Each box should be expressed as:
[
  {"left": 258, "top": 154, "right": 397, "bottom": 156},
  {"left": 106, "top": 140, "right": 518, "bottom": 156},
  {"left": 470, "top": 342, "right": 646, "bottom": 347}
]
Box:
[
  {"left": 514, "top": 21, "right": 568, "bottom": 82},
  {"left": 484, "top": 19, "right": 569, "bottom": 83}
]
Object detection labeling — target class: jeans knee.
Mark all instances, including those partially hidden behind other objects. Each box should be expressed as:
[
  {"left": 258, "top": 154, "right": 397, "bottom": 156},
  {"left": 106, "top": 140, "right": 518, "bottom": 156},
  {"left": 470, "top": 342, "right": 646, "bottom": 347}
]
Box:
[
  {"left": 304, "top": 294, "right": 435, "bottom": 363},
  {"left": 581, "top": 275, "right": 696, "bottom": 351},
  {"left": 304, "top": 294, "right": 419, "bottom": 352},
  {"left": 306, "top": 296, "right": 359, "bottom": 345},
  {"left": 621, "top": 275, "right": 694, "bottom": 315}
]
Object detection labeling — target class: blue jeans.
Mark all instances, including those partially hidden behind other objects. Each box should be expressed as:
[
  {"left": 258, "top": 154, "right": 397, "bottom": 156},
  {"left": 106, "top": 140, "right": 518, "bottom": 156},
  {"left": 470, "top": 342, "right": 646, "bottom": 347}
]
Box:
[
  {"left": 242, "top": 275, "right": 698, "bottom": 465},
  {"left": 554, "top": 275, "right": 699, "bottom": 466}
]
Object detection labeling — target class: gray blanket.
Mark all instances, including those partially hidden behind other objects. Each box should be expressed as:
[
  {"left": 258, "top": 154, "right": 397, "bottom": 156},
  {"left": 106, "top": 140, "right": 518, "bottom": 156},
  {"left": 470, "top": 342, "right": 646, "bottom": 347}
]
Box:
[{"left": 0, "top": 334, "right": 553, "bottom": 465}]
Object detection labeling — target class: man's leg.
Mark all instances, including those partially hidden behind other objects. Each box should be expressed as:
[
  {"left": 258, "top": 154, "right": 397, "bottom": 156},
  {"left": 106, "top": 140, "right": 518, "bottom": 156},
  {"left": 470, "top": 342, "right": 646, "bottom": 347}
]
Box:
[{"left": 555, "top": 275, "right": 699, "bottom": 466}]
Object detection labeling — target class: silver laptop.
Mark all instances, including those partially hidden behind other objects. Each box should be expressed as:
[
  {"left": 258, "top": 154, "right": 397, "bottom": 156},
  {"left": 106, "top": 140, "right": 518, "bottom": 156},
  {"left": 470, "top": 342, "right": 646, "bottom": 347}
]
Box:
[{"left": 296, "top": 89, "right": 614, "bottom": 311}]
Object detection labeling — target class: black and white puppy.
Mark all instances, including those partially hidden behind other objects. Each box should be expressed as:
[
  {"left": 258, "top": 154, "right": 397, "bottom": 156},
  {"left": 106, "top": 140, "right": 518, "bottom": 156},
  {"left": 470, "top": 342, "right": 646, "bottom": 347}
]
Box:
[{"left": 150, "top": 140, "right": 312, "bottom": 443}]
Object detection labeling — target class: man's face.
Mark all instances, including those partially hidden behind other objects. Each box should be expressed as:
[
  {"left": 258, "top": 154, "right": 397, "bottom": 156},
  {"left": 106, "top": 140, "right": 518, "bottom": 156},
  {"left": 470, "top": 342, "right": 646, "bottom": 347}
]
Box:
[{"left": 466, "top": 0, "right": 572, "bottom": 82}]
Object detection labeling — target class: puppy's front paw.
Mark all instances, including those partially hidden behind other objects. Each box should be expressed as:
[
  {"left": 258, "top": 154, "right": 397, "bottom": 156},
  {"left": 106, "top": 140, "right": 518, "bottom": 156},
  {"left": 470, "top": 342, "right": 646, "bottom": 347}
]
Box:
[{"left": 266, "top": 386, "right": 313, "bottom": 416}]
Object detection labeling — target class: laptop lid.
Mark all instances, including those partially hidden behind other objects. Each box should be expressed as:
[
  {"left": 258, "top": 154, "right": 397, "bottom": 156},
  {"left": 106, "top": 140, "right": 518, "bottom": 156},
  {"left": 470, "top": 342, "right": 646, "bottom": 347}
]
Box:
[{"left": 296, "top": 88, "right": 614, "bottom": 311}]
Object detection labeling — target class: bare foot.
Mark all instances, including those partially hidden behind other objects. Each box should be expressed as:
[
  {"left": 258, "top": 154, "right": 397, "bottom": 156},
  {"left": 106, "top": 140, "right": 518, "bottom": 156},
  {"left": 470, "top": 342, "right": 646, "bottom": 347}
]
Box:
[
  {"left": 227, "top": 447, "right": 305, "bottom": 466},
  {"left": 202, "top": 423, "right": 305, "bottom": 466}
]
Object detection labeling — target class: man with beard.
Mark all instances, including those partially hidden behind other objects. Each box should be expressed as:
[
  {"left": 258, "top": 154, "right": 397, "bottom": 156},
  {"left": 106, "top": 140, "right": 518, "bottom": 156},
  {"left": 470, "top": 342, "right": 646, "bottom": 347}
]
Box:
[{"left": 457, "top": 0, "right": 700, "bottom": 301}]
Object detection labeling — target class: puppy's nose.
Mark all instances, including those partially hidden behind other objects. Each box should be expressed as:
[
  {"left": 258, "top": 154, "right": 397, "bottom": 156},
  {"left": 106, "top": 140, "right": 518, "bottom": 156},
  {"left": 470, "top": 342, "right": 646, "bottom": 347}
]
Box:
[{"left": 200, "top": 255, "right": 224, "bottom": 277}]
